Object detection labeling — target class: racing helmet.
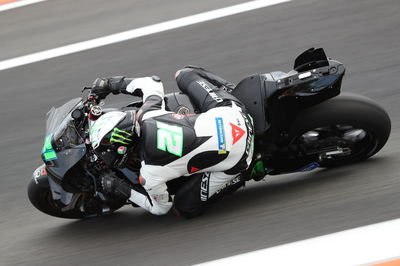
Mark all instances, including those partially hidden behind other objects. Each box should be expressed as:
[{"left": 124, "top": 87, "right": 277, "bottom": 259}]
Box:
[{"left": 90, "top": 110, "right": 139, "bottom": 168}]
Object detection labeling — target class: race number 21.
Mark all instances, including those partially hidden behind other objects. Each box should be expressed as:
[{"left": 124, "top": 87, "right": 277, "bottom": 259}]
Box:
[{"left": 156, "top": 122, "right": 183, "bottom": 157}]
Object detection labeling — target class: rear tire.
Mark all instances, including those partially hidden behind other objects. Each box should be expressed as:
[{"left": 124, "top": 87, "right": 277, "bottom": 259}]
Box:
[
  {"left": 288, "top": 93, "right": 391, "bottom": 167},
  {"left": 27, "top": 178, "right": 125, "bottom": 219}
]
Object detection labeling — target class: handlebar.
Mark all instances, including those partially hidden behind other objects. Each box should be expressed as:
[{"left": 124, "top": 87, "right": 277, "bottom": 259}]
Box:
[
  {"left": 81, "top": 86, "right": 103, "bottom": 120},
  {"left": 81, "top": 86, "right": 92, "bottom": 93}
]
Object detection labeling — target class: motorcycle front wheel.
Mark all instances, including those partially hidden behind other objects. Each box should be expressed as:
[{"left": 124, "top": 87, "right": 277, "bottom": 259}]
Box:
[{"left": 27, "top": 178, "right": 126, "bottom": 219}]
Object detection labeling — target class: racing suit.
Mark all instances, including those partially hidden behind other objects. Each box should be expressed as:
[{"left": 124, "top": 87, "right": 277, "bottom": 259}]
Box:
[{"left": 101, "top": 66, "right": 254, "bottom": 216}]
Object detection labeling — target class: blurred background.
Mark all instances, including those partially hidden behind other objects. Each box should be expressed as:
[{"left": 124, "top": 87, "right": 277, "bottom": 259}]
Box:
[{"left": 0, "top": 0, "right": 399, "bottom": 265}]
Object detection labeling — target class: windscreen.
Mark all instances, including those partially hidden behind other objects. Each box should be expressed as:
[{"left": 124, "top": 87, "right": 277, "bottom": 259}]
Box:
[
  {"left": 45, "top": 98, "right": 82, "bottom": 136},
  {"left": 42, "top": 98, "right": 86, "bottom": 179}
]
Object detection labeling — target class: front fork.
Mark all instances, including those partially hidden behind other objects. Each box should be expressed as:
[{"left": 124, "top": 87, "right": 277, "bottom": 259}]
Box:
[{"left": 32, "top": 164, "right": 116, "bottom": 215}]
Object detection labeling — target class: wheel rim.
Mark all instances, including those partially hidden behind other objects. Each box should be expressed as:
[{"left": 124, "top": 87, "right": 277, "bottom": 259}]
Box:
[{"left": 291, "top": 124, "right": 378, "bottom": 163}]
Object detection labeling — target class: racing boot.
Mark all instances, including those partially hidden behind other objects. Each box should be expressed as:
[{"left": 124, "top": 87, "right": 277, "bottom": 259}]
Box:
[
  {"left": 266, "top": 144, "right": 320, "bottom": 174},
  {"left": 101, "top": 173, "right": 131, "bottom": 200}
]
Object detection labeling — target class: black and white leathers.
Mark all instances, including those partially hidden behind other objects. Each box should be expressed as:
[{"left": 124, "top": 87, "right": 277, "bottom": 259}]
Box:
[{"left": 109, "top": 69, "right": 254, "bottom": 215}]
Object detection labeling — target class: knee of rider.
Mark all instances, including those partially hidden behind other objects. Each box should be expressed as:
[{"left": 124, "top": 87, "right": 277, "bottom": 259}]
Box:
[
  {"left": 175, "top": 67, "right": 195, "bottom": 82},
  {"left": 175, "top": 69, "right": 182, "bottom": 79}
]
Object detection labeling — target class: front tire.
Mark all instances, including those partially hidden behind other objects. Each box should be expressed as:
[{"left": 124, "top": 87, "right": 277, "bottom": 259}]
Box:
[
  {"left": 27, "top": 178, "right": 125, "bottom": 219},
  {"left": 288, "top": 93, "right": 391, "bottom": 167}
]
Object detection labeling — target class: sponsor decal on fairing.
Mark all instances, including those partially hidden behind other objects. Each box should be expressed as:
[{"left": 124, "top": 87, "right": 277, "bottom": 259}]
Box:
[
  {"left": 42, "top": 135, "right": 57, "bottom": 161},
  {"left": 110, "top": 128, "right": 133, "bottom": 145},
  {"left": 117, "top": 146, "right": 127, "bottom": 154}
]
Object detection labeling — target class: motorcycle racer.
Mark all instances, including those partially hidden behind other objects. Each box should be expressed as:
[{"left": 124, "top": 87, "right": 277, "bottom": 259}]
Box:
[{"left": 90, "top": 66, "right": 254, "bottom": 217}]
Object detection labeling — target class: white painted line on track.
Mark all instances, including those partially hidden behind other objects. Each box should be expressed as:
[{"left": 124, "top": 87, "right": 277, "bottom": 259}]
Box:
[
  {"left": 197, "top": 218, "right": 400, "bottom": 266},
  {"left": 0, "top": 0, "right": 46, "bottom": 12},
  {"left": 0, "top": 0, "right": 291, "bottom": 71}
]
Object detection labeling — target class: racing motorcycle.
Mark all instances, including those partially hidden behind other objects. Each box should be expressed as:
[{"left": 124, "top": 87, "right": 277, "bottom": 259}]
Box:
[{"left": 28, "top": 48, "right": 391, "bottom": 219}]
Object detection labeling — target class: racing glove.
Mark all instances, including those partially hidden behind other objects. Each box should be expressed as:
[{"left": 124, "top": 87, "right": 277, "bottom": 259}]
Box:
[
  {"left": 125, "top": 76, "right": 164, "bottom": 101},
  {"left": 91, "top": 76, "right": 163, "bottom": 101},
  {"left": 91, "top": 76, "right": 127, "bottom": 99}
]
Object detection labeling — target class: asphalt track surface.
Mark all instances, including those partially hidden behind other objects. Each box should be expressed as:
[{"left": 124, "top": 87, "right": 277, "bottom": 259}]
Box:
[{"left": 1, "top": 0, "right": 400, "bottom": 265}]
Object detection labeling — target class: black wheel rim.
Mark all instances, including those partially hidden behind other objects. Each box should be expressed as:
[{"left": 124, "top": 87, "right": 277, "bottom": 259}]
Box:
[{"left": 290, "top": 124, "right": 378, "bottom": 163}]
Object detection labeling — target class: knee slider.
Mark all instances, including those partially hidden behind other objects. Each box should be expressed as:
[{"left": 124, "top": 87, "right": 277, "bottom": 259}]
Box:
[{"left": 175, "top": 68, "right": 193, "bottom": 80}]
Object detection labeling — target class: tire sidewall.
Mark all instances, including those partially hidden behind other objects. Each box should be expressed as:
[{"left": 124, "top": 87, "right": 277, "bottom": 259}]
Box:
[
  {"left": 287, "top": 94, "right": 391, "bottom": 165},
  {"left": 27, "top": 178, "right": 125, "bottom": 219}
]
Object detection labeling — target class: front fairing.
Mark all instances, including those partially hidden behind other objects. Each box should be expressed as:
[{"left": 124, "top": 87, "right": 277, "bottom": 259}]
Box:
[{"left": 42, "top": 98, "right": 86, "bottom": 179}]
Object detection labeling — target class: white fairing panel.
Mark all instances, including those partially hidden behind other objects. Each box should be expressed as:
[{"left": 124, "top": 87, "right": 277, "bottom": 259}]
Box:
[{"left": 90, "top": 111, "right": 126, "bottom": 149}]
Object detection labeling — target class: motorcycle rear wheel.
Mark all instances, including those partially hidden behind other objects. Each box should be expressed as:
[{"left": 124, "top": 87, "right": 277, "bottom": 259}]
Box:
[{"left": 287, "top": 93, "right": 391, "bottom": 167}]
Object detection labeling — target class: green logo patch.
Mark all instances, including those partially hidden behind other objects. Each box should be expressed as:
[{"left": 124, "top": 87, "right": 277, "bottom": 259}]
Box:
[
  {"left": 110, "top": 128, "right": 133, "bottom": 145},
  {"left": 42, "top": 135, "right": 57, "bottom": 161}
]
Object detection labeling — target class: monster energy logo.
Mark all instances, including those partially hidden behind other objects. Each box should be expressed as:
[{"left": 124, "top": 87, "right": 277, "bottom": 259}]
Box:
[{"left": 110, "top": 128, "right": 133, "bottom": 145}]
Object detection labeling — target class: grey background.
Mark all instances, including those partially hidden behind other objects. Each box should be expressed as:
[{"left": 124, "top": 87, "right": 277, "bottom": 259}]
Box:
[{"left": 0, "top": 0, "right": 399, "bottom": 265}]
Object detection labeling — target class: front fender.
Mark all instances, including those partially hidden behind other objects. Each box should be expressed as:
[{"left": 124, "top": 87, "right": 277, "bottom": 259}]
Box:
[{"left": 32, "top": 164, "right": 74, "bottom": 205}]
